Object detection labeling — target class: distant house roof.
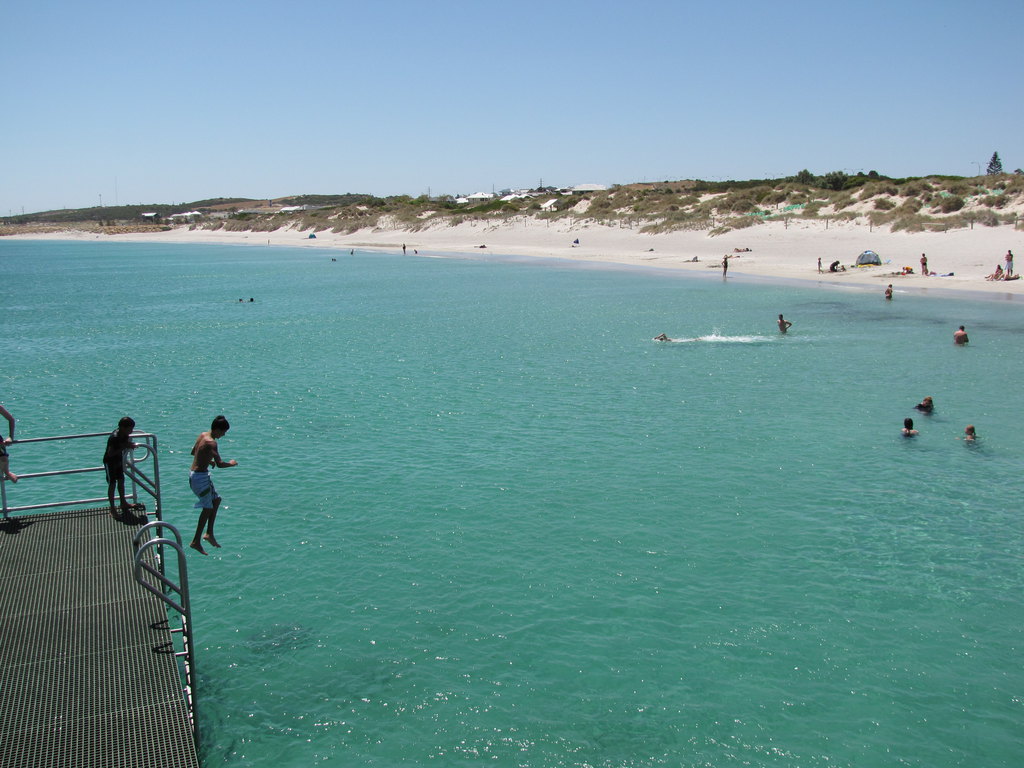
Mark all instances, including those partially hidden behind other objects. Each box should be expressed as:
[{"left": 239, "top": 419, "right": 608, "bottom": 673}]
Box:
[
  {"left": 539, "top": 199, "right": 559, "bottom": 211},
  {"left": 570, "top": 183, "right": 608, "bottom": 193},
  {"left": 467, "top": 192, "right": 494, "bottom": 200}
]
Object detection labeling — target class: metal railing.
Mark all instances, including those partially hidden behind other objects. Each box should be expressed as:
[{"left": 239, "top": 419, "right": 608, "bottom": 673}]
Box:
[
  {"left": 134, "top": 521, "right": 200, "bottom": 750},
  {"left": 0, "top": 430, "right": 162, "bottom": 519},
  {"left": 0, "top": 431, "right": 199, "bottom": 748}
]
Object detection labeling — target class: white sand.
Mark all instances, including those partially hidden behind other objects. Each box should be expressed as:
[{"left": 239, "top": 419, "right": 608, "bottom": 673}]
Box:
[{"left": 9, "top": 217, "right": 1024, "bottom": 299}]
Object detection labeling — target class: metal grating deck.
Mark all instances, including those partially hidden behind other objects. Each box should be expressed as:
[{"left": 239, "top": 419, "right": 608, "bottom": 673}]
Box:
[{"left": 0, "top": 507, "right": 200, "bottom": 768}]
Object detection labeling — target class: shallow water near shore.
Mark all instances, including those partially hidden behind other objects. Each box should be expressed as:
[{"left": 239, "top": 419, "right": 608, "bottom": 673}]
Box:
[{"left": 3, "top": 239, "right": 1023, "bottom": 767}]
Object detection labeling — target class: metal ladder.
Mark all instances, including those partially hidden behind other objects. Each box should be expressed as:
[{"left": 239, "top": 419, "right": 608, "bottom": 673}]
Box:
[{"left": 134, "top": 520, "right": 200, "bottom": 750}]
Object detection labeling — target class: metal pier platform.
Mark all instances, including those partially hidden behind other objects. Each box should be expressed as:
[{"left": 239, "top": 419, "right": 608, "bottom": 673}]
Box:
[{"left": 0, "top": 506, "right": 200, "bottom": 768}]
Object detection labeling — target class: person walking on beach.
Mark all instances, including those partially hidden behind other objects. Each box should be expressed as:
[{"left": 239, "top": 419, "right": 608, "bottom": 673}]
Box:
[
  {"left": 777, "top": 314, "right": 792, "bottom": 334},
  {"left": 953, "top": 325, "right": 969, "bottom": 345},
  {"left": 103, "top": 416, "right": 138, "bottom": 516},
  {"left": 817, "top": 257, "right": 822, "bottom": 274},
  {"left": 1005, "top": 250, "right": 1014, "bottom": 278},
  {"left": 722, "top": 255, "right": 729, "bottom": 277},
  {"left": 189, "top": 415, "right": 238, "bottom": 555},
  {"left": 885, "top": 284, "right": 893, "bottom": 300},
  {"left": 920, "top": 253, "right": 929, "bottom": 276},
  {"left": 0, "top": 403, "right": 17, "bottom": 483}
]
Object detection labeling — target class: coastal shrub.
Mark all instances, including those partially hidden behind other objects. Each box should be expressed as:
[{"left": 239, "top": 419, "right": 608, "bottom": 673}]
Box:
[
  {"left": 937, "top": 195, "right": 965, "bottom": 213},
  {"left": 820, "top": 171, "right": 850, "bottom": 191},
  {"left": 966, "top": 209, "right": 1001, "bottom": 227},
  {"left": 830, "top": 193, "right": 855, "bottom": 210},
  {"left": 874, "top": 197, "right": 896, "bottom": 211},
  {"left": 890, "top": 214, "right": 933, "bottom": 232},
  {"left": 642, "top": 207, "right": 714, "bottom": 233},
  {"left": 867, "top": 210, "right": 894, "bottom": 227},
  {"left": 761, "top": 189, "right": 789, "bottom": 206},
  {"left": 710, "top": 215, "right": 763, "bottom": 235},
  {"left": 897, "top": 198, "right": 923, "bottom": 214},
  {"left": 982, "top": 194, "right": 1009, "bottom": 208},
  {"left": 901, "top": 181, "right": 931, "bottom": 197},
  {"left": 728, "top": 195, "right": 758, "bottom": 213}
]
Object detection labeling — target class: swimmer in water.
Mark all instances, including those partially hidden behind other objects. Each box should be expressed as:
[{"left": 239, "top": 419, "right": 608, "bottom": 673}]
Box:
[
  {"left": 964, "top": 424, "right": 977, "bottom": 441},
  {"left": 953, "top": 325, "right": 969, "bottom": 345},
  {"left": 777, "top": 314, "right": 792, "bottom": 334},
  {"left": 902, "top": 417, "right": 919, "bottom": 437},
  {"left": 915, "top": 396, "right": 934, "bottom": 413}
]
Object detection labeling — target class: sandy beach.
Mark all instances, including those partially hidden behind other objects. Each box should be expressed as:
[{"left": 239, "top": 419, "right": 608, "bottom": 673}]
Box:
[{"left": 9, "top": 217, "right": 1024, "bottom": 300}]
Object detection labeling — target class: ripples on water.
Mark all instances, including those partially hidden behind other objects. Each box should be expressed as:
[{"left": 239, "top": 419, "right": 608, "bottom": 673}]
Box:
[{"left": 3, "top": 240, "right": 1023, "bottom": 767}]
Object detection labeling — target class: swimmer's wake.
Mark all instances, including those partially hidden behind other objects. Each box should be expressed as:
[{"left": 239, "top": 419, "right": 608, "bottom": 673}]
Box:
[{"left": 654, "top": 332, "right": 774, "bottom": 344}]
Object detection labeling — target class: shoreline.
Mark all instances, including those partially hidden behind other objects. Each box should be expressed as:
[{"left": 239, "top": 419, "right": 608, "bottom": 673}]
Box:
[{"left": 7, "top": 217, "right": 1023, "bottom": 302}]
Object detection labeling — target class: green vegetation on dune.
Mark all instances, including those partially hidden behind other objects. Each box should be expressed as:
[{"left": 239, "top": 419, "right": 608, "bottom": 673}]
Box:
[{"left": 4, "top": 171, "right": 1023, "bottom": 238}]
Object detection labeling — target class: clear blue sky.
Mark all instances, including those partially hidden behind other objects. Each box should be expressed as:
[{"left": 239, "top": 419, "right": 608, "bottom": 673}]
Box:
[{"left": 5, "top": 0, "right": 1022, "bottom": 214}]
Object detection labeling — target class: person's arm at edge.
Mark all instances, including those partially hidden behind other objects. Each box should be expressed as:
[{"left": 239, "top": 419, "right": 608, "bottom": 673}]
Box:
[{"left": 0, "top": 404, "right": 14, "bottom": 443}]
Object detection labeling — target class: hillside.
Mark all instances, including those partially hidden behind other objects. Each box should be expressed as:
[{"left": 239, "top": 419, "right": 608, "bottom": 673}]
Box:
[{"left": 3, "top": 172, "right": 1023, "bottom": 239}]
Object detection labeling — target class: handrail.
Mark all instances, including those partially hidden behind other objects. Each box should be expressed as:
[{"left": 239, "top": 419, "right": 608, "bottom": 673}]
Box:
[
  {"left": 4, "top": 431, "right": 199, "bottom": 753},
  {"left": 134, "top": 520, "right": 183, "bottom": 549},
  {"left": 1, "top": 431, "right": 162, "bottom": 520},
  {"left": 135, "top": 528, "right": 200, "bottom": 750}
]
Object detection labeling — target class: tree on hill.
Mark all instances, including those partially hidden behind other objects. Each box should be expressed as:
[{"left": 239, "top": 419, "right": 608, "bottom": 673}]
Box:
[
  {"left": 821, "top": 170, "right": 849, "bottom": 191},
  {"left": 986, "top": 152, "right": 1003, "bottom": 175}
]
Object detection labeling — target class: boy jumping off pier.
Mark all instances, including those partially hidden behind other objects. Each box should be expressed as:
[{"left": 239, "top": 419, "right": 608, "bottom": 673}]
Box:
[{"left": 189, "top": 415, "right": 238, "bottom": 555}]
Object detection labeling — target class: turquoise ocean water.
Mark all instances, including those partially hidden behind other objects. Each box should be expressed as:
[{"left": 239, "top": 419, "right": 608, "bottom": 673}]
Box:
[{"left": 2, "top": 238, "right": 1023, "bottom": 766}]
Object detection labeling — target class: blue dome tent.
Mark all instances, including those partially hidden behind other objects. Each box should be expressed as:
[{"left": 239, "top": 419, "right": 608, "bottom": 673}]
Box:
[{"left": 856, "top": 250, "right": 882, "bottom": 266}]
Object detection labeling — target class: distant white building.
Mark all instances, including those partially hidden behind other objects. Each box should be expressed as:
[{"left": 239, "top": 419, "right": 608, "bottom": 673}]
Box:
[
  {"left": 466, "top": 192, "right": 495, "bottom": 203},
  {"left": 569, "top": 183, "right": 608, "bottom": 193}
]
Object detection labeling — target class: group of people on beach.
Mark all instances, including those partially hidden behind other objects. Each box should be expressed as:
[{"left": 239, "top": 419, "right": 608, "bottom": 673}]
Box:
[
  {"left": 986, "top": 250, "right": 1017, "bottom": 281},
  {"left": 2, "top": 410, "right": 237, "bottom": 556}
]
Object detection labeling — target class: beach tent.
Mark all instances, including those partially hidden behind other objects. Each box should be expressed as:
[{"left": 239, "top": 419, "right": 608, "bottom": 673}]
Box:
[{"left": 856, "top": 250, "right": 882, "bottom": 266}]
